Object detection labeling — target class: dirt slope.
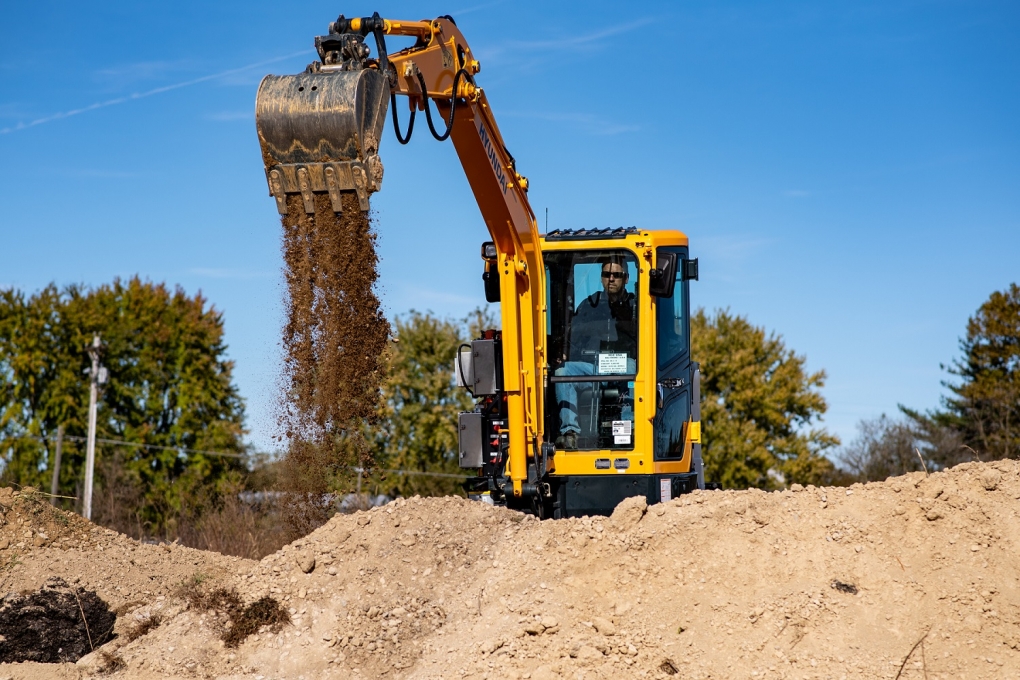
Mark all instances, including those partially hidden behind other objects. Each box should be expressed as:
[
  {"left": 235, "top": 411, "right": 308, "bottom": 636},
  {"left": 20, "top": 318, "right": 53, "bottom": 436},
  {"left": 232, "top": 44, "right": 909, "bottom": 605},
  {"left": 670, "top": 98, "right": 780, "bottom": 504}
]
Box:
[{"left": 2, "top": 460, "right": 1020, "bottom": 679}]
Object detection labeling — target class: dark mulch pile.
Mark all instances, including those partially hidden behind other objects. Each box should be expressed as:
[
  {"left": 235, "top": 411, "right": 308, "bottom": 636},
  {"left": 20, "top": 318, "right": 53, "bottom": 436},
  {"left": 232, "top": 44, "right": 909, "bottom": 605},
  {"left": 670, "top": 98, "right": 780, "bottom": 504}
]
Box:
[{"left": 0, "top": 576, "right": 115, "bottom": 663}]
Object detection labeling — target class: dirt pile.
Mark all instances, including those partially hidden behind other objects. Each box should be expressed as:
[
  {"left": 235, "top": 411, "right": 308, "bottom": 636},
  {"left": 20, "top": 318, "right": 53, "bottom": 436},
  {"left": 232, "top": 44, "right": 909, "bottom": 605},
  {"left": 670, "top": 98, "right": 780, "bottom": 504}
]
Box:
[
  {"left": 279, "top": 192, "right": 390, "bottom": 516},
  {"left": 4, "top": 460, "right": 1020, "bottom": 678}
]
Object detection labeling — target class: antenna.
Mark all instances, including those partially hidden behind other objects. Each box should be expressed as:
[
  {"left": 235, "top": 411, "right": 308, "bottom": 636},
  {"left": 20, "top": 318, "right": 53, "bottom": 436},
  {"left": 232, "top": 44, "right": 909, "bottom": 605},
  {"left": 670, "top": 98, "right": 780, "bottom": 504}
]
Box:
[{"left": 545, "top": 207, "right": 548, "bottom": 232}]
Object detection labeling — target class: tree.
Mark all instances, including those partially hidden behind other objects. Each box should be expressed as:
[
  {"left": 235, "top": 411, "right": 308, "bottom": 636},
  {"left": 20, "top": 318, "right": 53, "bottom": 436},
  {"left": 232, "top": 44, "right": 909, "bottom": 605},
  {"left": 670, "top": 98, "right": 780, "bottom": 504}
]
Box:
[
  {"left": 370, "top": 311, "right": 476, "bottom": 498},
  {"left": 691, "top": 309, "right": 841, "bottom": 489},
  {"left": 840, "top": 414, "right": 921, "bottom": 481},
  {"left": 0, "top": 278, "right": 246, "bottom": 535},
  {"left": 840, "top": 412, "right": 965, "bottom": 482},
  {"left": 929, "top": 283, "right": 1020, "bottom": 460}
]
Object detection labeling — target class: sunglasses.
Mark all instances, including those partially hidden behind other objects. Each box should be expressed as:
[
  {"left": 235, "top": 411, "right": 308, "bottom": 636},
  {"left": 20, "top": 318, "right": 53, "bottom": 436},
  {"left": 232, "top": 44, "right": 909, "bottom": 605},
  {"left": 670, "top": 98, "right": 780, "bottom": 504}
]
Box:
[{"left": 601, "top": 271, "right": 626, "bottom": 280}]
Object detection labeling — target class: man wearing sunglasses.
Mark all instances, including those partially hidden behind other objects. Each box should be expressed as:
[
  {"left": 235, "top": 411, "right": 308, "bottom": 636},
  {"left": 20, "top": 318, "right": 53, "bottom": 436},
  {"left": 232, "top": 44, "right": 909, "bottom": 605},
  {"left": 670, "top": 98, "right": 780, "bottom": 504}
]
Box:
[{"left": 554, "top": 257, "right": 637, "bottom": 450}]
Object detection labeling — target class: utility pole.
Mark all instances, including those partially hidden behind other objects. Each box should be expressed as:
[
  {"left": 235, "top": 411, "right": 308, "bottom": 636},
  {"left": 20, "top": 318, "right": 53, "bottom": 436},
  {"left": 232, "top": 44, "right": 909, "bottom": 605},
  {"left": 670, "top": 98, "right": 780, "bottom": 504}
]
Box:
[
  {"left": 83, "top": 335, "right": 107, "bottom": 521},
  {"left": 50, "top": 425, "right": 64, "bottom": 506}
]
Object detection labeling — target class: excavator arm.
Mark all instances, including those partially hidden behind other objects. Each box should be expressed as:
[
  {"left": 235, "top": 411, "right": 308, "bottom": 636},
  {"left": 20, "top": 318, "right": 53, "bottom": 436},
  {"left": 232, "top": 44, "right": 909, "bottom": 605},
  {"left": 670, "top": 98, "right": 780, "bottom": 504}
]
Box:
[{"left": 256, "top": 14, "right": 545, "bottom": 497}]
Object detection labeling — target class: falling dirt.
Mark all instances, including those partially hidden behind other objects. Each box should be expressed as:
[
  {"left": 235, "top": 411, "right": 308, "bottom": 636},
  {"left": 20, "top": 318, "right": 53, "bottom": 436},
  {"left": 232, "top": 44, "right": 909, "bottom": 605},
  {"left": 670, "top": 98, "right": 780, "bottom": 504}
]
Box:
[
  {"left": 3, "top": 460, "right": 1020, "bottom": 678},
  {"left": 278, "top": 191, "right": 390, "bottom": 524}
]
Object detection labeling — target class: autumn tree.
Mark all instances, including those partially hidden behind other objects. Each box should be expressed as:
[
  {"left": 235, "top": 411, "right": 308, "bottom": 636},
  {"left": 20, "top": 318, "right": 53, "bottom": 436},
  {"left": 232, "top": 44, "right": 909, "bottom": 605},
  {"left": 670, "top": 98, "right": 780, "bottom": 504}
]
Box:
[
  {"left": 0, "top": 278, "right": 246, "bottom": 535},
  {"left": 692, "top": 309, "right": 841, "bottom": 489}
]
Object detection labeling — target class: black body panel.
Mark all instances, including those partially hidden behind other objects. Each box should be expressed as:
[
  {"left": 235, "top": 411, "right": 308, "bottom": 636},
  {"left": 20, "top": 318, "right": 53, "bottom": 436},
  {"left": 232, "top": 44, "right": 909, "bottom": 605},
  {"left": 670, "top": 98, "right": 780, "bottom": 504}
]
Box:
[{"left": 556, "top": 473, "right": 699, "bottom": 518}]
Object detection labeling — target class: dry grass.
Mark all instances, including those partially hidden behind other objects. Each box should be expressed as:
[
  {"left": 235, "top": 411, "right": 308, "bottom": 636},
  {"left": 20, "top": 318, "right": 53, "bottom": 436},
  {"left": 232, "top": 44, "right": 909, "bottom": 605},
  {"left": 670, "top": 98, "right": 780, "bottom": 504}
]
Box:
[
  {"left": 176, "top": 577, "right": 290, "bottom": 648},
  {"left": 86, "top": 455, "right": 307, "bottom": 560},
  {"left": 175, "top": 494, "right": 298, "bottom": 560},
  {"left": 97, "top": 650, "right": 126, "bottom": 674},
  {"left": 223, "top": 596, "right": 291, "bottom": 648},
  {"left": 124, "top": 612, "right": 163, "bottom": 643}
]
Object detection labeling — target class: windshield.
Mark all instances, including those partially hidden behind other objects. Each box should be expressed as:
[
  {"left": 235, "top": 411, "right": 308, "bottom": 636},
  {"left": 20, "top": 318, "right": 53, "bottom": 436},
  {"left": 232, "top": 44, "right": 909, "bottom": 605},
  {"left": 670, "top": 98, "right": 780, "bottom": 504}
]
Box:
[{"left": 545, "top": 249, "right": 639, "bottom": 451}]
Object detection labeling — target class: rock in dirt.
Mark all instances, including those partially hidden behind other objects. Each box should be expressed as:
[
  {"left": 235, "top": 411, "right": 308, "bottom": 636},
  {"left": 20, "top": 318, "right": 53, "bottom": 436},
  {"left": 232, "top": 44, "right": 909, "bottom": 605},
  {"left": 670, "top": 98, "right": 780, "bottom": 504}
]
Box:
[
  {"left": 591, "top": 616, "right": 617, "bottom": 636},
  {"left": 0, "top": 577, "right": 115, "bottom": 663},
  {"left": 531, "top": 664, "right": 558, "bottom": 680},
  {"left": 981, "top": 468, "right": 1001, "bottom": 491},
  {"left": 607, "top": 495, "right": 647, "bottom": 530},
  {"left": 296, "top": 550, "right": 316, "bottom": 573}
]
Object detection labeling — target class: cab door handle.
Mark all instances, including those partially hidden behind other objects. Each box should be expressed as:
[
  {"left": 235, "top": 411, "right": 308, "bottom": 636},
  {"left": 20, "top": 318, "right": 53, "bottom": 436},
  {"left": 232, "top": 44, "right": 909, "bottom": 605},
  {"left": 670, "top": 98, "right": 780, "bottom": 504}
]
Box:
[{"left": 656, "top": 377, "right": 685, "bottom": 410}]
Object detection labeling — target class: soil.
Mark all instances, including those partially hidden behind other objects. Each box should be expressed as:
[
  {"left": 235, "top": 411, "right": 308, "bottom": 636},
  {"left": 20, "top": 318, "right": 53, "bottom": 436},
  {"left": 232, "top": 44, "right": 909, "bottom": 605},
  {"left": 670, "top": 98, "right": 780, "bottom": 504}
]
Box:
[
  {"left": 3, "top": 460, "right": 1020, "bottom": 678},
  {"left": 278, "top": 191, "right": 390, "bottom": 516},
  {"left": 0, "top": 577, "right": 115, "bottom": 663}
]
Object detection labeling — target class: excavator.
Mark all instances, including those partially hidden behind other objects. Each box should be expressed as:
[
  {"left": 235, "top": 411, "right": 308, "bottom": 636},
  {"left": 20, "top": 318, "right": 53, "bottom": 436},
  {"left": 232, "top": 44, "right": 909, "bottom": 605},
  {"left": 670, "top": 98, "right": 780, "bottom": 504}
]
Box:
[{"left": 255, "top": 13, "right": 704, "bottom": 518}]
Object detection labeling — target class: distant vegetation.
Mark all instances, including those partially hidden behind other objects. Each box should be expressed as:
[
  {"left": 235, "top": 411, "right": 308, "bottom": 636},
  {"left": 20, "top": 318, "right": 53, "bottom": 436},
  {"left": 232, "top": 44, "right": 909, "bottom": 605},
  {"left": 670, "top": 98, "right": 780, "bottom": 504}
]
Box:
[
  {"left": 842, "top": 283, "right": 1020, "bottom": 479},
  {"left": 692, "top": 309, "right": 845, "bottom": 489},
  {"left": 0, "top": 278, "right": 250, "bottom": 543},
  {"left": 363, "top": 308, "right": 495, "bottom": 499}
]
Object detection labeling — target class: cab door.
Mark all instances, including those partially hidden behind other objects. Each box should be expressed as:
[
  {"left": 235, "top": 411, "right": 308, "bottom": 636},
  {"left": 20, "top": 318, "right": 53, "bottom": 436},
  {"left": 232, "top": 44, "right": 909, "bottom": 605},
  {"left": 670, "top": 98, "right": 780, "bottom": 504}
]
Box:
[{"left": 653, "top": 247, "right": 692, "bottom": 460}]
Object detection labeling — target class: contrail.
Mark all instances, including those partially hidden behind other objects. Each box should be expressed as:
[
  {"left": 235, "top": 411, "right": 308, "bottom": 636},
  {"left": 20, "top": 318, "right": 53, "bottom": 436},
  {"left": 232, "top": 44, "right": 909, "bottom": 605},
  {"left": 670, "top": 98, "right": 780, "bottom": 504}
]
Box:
[{"left": 0, "top": 50, "right": 308, "bottom": 135}]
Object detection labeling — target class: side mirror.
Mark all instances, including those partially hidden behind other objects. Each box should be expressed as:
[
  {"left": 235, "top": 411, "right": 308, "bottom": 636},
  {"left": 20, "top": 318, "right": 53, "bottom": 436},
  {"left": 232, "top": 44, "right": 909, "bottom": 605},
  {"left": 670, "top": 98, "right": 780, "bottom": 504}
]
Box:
[
  {"left": 649, "top": 252, "right": 678, "bottom": 298},
  {"left": 682, "top": 258, "right": 699, "bottom": 282},
  {"left": 482, "top": 266, "right": 500, "bottom": 303}
]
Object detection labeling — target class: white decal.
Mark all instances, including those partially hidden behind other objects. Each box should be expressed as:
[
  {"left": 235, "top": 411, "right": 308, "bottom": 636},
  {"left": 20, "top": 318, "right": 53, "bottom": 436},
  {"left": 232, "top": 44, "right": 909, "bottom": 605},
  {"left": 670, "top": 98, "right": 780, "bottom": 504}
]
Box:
[{"left": 597, "top": 352, "right": 628, "bottom": 374}]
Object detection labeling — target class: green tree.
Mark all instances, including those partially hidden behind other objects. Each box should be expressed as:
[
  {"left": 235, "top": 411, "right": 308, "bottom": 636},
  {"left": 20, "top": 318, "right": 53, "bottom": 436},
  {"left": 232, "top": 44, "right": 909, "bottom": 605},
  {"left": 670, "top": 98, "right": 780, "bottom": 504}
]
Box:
[
  {"left": 371, "top": 311, "right": 475, "bottom": 497},
  {"left": 0, "top": 277, "right": 246, "bottom": 535},
  {"left": 909, "top": 283, "right": 1020, "bottom": 461},
  {"left": 692, "top": 309, "right": 841, "bottom": 489}
]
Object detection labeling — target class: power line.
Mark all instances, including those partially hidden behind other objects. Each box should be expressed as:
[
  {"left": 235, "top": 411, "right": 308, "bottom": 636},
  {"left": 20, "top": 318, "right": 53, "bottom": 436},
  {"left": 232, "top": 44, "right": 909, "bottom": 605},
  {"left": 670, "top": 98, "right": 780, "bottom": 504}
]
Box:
[
  {"left": 4, "top": 433, "right": 470, "bottom": 479},
  {"left": 13, "top": 433, "right": 249, "bottom": 459}
]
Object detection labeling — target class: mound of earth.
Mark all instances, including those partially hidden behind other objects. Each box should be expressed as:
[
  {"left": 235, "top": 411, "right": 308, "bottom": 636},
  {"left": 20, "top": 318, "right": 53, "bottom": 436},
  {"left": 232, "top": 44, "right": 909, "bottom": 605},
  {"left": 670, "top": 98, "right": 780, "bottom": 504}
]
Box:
[{"left": 2, "top": 461, "right": 1020, "bottom": 679}]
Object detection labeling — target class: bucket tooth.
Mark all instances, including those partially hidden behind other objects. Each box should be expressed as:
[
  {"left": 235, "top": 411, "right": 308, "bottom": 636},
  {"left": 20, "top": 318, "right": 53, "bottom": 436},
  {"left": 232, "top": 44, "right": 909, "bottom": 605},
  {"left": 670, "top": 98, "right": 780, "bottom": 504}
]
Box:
[
  {"left": 367, "top": 154, "right": 384, "bottom": 191},
  {"left": 269, "top": 169, "right": 287, "bottom": 215},
  {"left": 352, "top": 166, "right": 370, "bottom": 211},
  {"left": 298, "top": 167, "right": 316, "bottom": 214},
  {"left": 324, "top": 166, "right": 344, "bottom": 213}
]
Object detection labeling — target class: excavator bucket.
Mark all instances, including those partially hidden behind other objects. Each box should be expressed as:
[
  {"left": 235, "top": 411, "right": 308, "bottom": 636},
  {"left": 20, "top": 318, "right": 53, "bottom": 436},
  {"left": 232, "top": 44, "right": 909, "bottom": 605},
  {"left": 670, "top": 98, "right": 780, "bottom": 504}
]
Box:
[{"left": 255, "top": 67, "right": 389, "bottom": 213}]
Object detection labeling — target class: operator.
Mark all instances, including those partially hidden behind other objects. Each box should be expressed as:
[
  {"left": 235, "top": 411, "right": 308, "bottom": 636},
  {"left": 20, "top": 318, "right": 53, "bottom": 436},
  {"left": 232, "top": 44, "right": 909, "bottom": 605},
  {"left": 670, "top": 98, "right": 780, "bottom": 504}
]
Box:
[{"left": 554, "top": 256, "right": 637, "bottom": 450}]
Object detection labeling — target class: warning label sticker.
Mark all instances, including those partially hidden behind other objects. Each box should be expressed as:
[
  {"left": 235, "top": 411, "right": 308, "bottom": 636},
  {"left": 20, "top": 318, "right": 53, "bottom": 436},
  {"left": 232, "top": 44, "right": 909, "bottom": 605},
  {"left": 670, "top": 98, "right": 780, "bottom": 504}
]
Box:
[
  {"left": 612, "top": 420, "right": 632, "bottom": 435},
  {"left": 597, "top": 352, "right": 628, "bottom": 375},
  {"left": 614, "top": 434, "right": 631, "bottom": 445},
  {"left": 660, "top": 478, "right": 672, "bottom": 502}
]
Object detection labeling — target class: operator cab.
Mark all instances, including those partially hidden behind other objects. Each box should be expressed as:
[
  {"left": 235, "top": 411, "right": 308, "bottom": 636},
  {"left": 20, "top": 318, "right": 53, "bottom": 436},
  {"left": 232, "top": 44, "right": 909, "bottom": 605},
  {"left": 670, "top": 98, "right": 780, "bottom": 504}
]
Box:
[
  {"left": 464, "top": 228, "right": 702, "bottom": 517},
  {"left": 544, "top": 249, "right": 640, "bottom": 451}
]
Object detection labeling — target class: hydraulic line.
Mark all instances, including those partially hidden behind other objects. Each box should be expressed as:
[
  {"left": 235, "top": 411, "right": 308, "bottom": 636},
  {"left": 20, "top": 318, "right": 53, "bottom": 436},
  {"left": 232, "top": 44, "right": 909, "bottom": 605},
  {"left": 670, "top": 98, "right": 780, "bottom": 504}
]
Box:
[
  {"left": 391, "top": 92, "right": 416, "bottom": 144},
  {"left": 415, "top": 69, "right": 472, "bottom": 142}
]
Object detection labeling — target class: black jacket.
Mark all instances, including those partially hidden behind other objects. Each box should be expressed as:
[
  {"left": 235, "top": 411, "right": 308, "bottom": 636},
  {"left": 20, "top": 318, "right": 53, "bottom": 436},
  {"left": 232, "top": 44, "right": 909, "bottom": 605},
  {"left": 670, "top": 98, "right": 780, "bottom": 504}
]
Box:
[{"left": 567, "top": 290, "right": 637, "bottom": 362}]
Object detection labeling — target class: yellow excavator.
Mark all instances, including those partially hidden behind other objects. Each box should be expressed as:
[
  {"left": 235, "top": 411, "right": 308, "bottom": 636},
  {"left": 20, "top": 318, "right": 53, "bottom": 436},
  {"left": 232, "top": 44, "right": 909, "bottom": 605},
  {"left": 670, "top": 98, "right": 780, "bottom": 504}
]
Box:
[{"left": 256, "top": 13, "right": 704, "bottom": 518}]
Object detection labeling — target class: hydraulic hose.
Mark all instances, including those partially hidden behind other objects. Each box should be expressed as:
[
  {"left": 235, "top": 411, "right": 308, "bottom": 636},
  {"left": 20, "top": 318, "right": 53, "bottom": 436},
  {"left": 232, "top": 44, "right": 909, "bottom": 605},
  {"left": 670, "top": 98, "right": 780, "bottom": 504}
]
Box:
[
  {"left": 415, "top": 69, "right": 472, "bottom": 142},
  {"left": 391, "top": 92, "right": 416, "bottom": 145}
]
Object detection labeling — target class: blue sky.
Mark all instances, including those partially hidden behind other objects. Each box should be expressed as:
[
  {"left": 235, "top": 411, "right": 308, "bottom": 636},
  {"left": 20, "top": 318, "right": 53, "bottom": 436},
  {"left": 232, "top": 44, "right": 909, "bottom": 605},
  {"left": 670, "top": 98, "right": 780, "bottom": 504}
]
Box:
[{"left": 2, "top": 1, "right": 1018, "bottom": 455}]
